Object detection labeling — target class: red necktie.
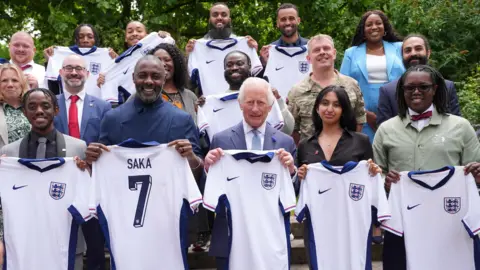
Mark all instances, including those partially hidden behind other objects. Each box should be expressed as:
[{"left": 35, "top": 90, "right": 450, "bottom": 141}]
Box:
[
  {"left": 68, "top": 95, "right": 80, "bottom": 138},
  {"left": 20, "top": 64, "right": 32, "bottom": 71},
  {"left": 411, "top": 111, "right": 432, "bottom": 121}
]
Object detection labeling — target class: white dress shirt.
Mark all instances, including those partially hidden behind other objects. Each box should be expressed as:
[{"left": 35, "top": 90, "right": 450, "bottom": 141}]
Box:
[
  {"left": 10, "top": 60, "right": 46, "bottom": 88},
  {"left": 243, "top": 119, "right": 267, "bottom": 150},
  {"left": 64, "top": 89, "right": 86, "bottom": 130},
  {"left": 408, "top": 104, "right": 434, "bottom": 132}
]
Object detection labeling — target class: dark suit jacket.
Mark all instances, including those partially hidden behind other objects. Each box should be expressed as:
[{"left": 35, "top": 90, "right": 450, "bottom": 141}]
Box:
[
  {"left": 208, "top": 122, "right": 296, "bottom": 258},
  {"left": 377, "top": 79, "right": 460, "bottom": 126},
  {"left": 54, "top": 94, "right": 112, "bottom": 145}
]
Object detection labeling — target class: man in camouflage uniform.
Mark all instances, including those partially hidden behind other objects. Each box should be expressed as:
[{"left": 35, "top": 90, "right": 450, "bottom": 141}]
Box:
[{"left": 288, "top": 34, "right": 366, "bottom": 142}]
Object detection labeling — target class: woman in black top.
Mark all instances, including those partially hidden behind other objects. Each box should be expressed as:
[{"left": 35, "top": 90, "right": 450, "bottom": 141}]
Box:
[
  {"left": 296, "top": 85, "right": 382, "bottom": 268},
  {"left": 297, "top": 85, "right": 374, "bottom": 170}
]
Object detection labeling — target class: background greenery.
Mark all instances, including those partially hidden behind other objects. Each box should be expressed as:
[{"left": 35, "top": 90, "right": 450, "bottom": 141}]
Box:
[{"left": 1, "top": 0, "right": 479, "bottom": 124}]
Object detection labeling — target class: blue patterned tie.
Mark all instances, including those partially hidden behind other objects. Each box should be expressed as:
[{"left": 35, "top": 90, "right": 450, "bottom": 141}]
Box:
[{"left": 251, "top": 129, "right": 261, "bottom": 150}]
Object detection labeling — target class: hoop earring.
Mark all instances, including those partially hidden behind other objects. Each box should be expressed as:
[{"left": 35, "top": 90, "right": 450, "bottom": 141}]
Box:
[{"left": 384, "top": 31, "right": 387, "bottom": 36}]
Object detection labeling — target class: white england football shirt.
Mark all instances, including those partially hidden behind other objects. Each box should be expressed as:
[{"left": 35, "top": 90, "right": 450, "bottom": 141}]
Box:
[
  {"left": 295, "top": 160, "right": 390, "bottom": 270},
  {"left": 197, "top": 92, "right": 284, "bottom": 140},
  {"left": 381, "top": 166, "right": 480, "bottom": 270},
  {"left": 46, "top": 46, "right": 114, "bottom": 98},
  {"left": 0, "top": 157, "right": 91, "bottom": 270},
  {"left": 188, "top": 37, "right": 262, "bottom": 96},
  {"left": 101, "top": 33, "right": 175, "bottom": 103},
  {"left": 264, "top": 46, "right": 311, "bottom": 98},
  {"left": 91, "top": 140, "right": 202, "bottom": 270},
  {"left": 203, "top": 150, "right": 296, "bottom": 270}
]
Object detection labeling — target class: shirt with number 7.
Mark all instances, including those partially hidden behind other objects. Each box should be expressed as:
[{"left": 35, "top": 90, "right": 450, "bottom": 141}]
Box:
[{"left": 90, "top": 139, "right": 202, "bottom": 270}]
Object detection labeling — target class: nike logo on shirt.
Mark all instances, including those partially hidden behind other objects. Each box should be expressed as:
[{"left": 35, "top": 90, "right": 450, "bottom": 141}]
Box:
[
  {"left": 213, "top": 108, "right": 224, "bottom": 112},
  {"left": 227, "top": 176, "right": 239, "bottom": 181},
  {"left": 13, "top": 185, "right": 28, "bottom": 190},
  {"left": 123, "top": 68, "right": 129, "bottom": 75},
  {"left": 275, "top": 67, "right": 284, "bottom": 71},
  {"left": 318, "top": 188, "right": 331, "bottom": 194},
  {"left": 407, "top": 204, "right": 421, "bottom": 210},
  {"left": 206, "top": 60, "right": 215, "bottom": 64}
]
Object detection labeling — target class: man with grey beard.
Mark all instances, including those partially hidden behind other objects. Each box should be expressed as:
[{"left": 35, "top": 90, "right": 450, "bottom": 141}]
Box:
[{"left": 85, "top": 55, "right": 204, "bottom": 180}]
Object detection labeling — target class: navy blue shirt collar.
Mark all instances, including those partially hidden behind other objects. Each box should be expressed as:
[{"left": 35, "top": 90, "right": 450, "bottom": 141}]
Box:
[
  {"left": 133, "top": 95, "right": 164, "bottom": 113},
  {"left": 272, "top": 34, "right": 308, "bottom": 47}
]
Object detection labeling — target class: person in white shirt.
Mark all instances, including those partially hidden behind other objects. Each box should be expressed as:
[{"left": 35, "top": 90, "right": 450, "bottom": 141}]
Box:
[
  {"left": 198, "top": 51, "right": 294, "bottom": 135},
  {"left": 8, "top": 31, "right": 45, "bottom": 89},
  {"left": 185, "top": 2, "right": 257, "bottom": 55}
]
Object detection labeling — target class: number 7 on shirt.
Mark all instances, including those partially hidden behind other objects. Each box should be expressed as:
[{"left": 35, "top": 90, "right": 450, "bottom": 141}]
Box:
[{"left": 128, "top": 175, "right": 152, "bottom": 228}]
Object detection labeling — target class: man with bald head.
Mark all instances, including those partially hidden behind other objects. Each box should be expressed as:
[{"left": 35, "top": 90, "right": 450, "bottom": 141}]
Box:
[
  {"left": 55, "top": 54, "right": 111, "bottom": 144},
  {"left": 85, "top": 55, "right": 204, "bottom": 179},
  {"left": 53, "top": 54, "right": 111, "bottom": 270},
  {"left": 8, "top": 31, "right": 45, "bottom": 89}
]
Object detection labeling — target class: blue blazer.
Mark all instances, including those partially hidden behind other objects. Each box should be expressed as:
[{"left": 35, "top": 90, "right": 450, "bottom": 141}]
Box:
[
  {"left": 340, "top": 41, "right": 406, "bottom": 113},
  {"left": 376, "top": 79, "right": 461, "bottom": 126},
  {"left": 208, "top": 122, "right": 296, "bottom": 259},
  {"left": 54, "top": 94, "right": 112, "bottom": 145}
]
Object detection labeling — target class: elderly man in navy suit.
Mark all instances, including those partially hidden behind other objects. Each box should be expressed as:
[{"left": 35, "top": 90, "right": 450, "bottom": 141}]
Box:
[
  {"left": 54, "top": 54, "right": 111, "bottom": 270},
  {"left": 377, "top": 34, "right": 461, "bottom": 126},
  {"left": 204, "top": 77, "right": 297, "bottom": 270}
]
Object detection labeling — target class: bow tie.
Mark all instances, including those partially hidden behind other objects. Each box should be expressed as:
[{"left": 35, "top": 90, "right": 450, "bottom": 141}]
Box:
[
  {"left": 411, "top": 111, "right": 432, "bottom": 121},
  {"left": 20, "top": 64, "right": 32, "bottom": 71}
]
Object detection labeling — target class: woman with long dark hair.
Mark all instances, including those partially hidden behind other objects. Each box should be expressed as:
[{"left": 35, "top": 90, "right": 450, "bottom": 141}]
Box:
[
  {"left": 340, "top": 10, "right": 405, "bottom": 142},
  {"left": 296, "top": 85, "right": 382, "bottom": 268},
  {"left": 148, "top": 43, "right": 198, "bottom": 120}
]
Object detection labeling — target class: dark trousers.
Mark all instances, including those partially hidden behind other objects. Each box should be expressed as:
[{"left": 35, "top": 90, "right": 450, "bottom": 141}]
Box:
[
  {"left": 215, "top": 257, "right": 228, "bottom": 270},
  {"left": 197, "top": 171, "right": 214, "bottom": 234},
  {"left": 82, "top": 219, "right": 106, "bottom": 270},
  {"left": 382, "top": 231, "right": 407, "bottom": 270}
]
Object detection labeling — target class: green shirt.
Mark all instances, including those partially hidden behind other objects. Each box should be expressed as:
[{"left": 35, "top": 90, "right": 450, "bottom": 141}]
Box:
[
  {"left": 373, "top": 108, "right": 480, "bottom": 173},
  {"left": 3, "top": 103, "right": 30, "bottom": 144}
]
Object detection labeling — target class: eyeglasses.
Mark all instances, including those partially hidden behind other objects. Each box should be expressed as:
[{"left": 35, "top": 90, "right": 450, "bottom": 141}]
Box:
[
  {"left": 62, "top": 66, "right": 86, "bottom": 72},
  {"left": 402, "top": 84, "right": 434, "bottom": 93}
]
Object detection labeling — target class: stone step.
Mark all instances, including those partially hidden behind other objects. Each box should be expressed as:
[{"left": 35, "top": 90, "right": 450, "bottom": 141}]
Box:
[
  {"left": 291, "top": 215, "right": 303, "bottom": 239},
  {"left": 196, "top": 262, "right": 384, "bottom": 270},
  {"left": 94, "top": 240, "right": 383, "bottom": 270},
  {"left": 187, "top": 239, "right": 383, "bottom": 269}
]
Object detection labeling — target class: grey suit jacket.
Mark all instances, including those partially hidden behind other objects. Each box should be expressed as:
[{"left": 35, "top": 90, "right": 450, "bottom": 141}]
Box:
[
  {"left": 0, "top": 130, "right": 86, "bottom": 159},
  {"left": 208, "top": 121, "right": 296, "bottom": 258}
]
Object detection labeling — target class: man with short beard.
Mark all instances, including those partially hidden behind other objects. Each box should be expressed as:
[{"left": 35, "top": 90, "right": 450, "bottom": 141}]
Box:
[
  {"left": 185, "top": 2, "right": 258, "bottom": 54},
  {"left": 259, "top": 3, "right": 309, "bottom": 65},
  {"left": 198, "top": 51, "right": 294, "bottom": 134},
  {"left": 54, "top": 54, "right": 111, "bottom": 270},
  {"left": 85, "top": 55, "right": 204, "bottom": 181},
  {"left": 377, "top": 34, "right": 461, "bottom": 126}
]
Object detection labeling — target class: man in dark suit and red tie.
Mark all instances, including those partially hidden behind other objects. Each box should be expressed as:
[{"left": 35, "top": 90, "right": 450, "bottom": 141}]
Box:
[
  {"left": 377, "top": 34, "right": 461, "bottom": 126},
  {"left": 54, "top": 54, "right": 111, "bottom": 270}
]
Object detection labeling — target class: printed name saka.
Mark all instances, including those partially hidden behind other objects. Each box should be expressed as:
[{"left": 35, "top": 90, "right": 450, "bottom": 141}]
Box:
[{"left": 127, "top": 158, "right": 152, "bottom": 169}]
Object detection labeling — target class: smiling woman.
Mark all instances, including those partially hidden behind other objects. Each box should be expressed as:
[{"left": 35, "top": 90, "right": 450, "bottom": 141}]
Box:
[
  {"left": 0, "top": 64, "right": 31, "bottom": 148},
  {"left": 147, "top": 43, "right": 198, "bottom": 121},
  {"left": 340, "top": 10, "right": 405, "bottom": 143}
]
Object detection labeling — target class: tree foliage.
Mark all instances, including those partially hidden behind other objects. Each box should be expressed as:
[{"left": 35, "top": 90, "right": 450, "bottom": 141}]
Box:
[{"left": 0, "top": 0, "right": 479, "bottom": 82}]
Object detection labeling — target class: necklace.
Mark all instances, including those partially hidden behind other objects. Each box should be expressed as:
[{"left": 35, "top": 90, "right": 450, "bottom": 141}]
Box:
[{"left": 367, "top": 45, "right": 384, "bottom": 52}]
